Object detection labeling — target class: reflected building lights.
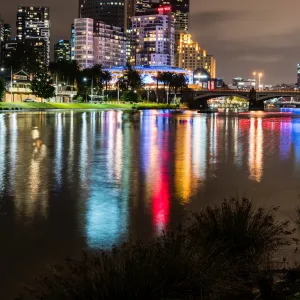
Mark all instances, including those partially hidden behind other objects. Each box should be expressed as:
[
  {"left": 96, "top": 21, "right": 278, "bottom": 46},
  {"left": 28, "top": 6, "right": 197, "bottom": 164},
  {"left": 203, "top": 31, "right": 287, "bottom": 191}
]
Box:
[
  {"left": 86, "top": 111, "right": 128, "bottom": 248},
  {"left": 249, "top": 118, "right": 264, "bottom": 182},
  {"left": 80, "top": 112, "right": 88, "bottom": 185},
  {"left": 209, "top": 114, "right": 218, "bottom": 164},
  {"left": 9, "top": 114, "right": 18, "bottom": 190},
  {"left": 55, "top": 113, "right": 63, "bottom": 186},
  {"left": 175, "top": 119, "right": 193, "bottom": 204},
  {"left": 192, "top": 117, "right": 207, "bottom": 183},
  {"left": 0, "top": 115, "right": 6, "bottom": 194},
  {"left": 67, "top": 111, "right": 74, "bottom": 179},
  {"left": 279, "top": 118, "right": 291, "bottom": 160}
]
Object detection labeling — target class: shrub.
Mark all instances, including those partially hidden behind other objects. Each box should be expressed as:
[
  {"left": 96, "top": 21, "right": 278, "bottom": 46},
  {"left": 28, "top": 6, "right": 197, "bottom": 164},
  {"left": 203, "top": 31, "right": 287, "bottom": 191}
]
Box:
[
  {"left": 18, "top": 231, "right": 240, "bottom": 300},
  {"left": 187, "top": 198, "right": 290, "bottom": 264},
  {"left": 121, "top": 91, "right": 141, "bottom": 103},
  {"left": 18, "top": 199, "right": 291, "bottom": 300}
]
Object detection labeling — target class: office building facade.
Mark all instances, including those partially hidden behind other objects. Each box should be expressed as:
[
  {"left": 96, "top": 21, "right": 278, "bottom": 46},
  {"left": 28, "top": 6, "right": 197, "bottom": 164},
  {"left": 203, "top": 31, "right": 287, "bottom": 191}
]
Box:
[
  {"left": 79, "top": 0, "right": 127, "bottom": 30},
  {"left": 94, "top": 21, "right": 126, "bottom": 67},
  {"left": 74, "top": 18, "right": 94, "bottom": 69},
  {"left": 16, "top": 6, "right": 50, "bottom": 66},
  {"left": 131, "top": 6, "right": 175, "bottom": 66},
  {"left": 74, "top": 18, "right": 127, "bottom": 69},
  {"left": 176, "top": 33, "right": 216, "bottom": 77},
  {"left": 54, "top": 40, "right": 71, "bottom": 62}
]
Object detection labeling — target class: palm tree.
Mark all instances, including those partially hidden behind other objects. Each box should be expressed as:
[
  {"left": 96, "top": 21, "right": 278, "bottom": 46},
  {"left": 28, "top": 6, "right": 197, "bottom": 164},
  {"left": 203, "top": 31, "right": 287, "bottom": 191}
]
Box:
[
  {"left": 152, "top": 71, "right": 162, "bottom": 103},
  {"left": 170, "top": 74, "right": 188, "bottom": 104},
  {"left": 118, "top": 63, "right": 143, "bottom": 91},
  {"left": 102, "top": 71, "right": 112, "bottom": 94}
]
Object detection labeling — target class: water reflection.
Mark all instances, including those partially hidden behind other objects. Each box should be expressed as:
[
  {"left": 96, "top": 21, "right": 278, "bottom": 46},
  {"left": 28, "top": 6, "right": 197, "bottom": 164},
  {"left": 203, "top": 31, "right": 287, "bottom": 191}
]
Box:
[
  {"left": 249, "top": 118, "right": 264, "bottom": 182},
  {"left": 4, "top": 110, "right": 300, "bottom": 298}
]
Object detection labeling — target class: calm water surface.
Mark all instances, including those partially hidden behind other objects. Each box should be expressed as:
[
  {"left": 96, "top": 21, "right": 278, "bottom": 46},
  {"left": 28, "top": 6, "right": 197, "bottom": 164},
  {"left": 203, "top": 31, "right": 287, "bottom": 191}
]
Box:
[{"left": 1, "top": 109, "right": 300, "bottom": 298}]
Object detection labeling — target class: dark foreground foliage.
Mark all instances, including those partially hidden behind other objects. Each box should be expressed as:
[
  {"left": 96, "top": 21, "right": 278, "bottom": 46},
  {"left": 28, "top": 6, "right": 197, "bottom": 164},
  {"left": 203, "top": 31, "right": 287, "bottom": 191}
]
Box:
[{"left": 18, "top": 199, "right": 297, "bottom": 300}]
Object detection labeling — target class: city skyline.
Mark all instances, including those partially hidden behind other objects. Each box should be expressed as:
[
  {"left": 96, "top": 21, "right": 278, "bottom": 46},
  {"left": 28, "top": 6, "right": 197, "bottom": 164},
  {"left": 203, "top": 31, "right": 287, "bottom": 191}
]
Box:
[{"left": 1, "top": 0, "right": 300, "bottom": 83}]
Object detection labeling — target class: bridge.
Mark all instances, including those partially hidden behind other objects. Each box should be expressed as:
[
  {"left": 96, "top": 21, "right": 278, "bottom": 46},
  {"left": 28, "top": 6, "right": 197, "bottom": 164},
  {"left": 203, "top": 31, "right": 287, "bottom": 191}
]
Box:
[{"left": 188, "top": 89, "right": 300, "bottom": 110}]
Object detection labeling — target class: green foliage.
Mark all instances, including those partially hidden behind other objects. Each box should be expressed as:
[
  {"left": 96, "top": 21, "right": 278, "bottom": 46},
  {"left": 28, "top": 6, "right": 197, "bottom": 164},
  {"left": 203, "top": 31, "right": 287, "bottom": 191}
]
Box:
[
  {"left": 102, "top": 70, "right": 112, "bottom": 92},
  {"left": 30, "top": 71, "right": 55, "bottom": 100},
  {"left": 0, "top": 77, "right": 5, "bottom": 102},
  {"left": 117, "top": 63, "right": 143, "bottom": 91},
  {"left": 121, "top": 90, "right": 141, "bottom": 103},
  {"left": 49, "top": 60, "right": 80, "bottom": 84}
]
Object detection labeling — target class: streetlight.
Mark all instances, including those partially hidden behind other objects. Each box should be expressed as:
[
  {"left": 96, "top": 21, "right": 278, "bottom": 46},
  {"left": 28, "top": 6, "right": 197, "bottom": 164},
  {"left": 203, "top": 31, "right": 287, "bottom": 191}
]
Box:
[
  {"left": 258, "top": 73, "right": 263, "bottom": 91},
  {"left": 0, "top": 67, "right": 13, "bottom": 102},
  {"left": 83, "top": 77, "right": 94, "bottom": 102},
  {"left": 252, "top": 72, "right": 257, "bottom": 89}
]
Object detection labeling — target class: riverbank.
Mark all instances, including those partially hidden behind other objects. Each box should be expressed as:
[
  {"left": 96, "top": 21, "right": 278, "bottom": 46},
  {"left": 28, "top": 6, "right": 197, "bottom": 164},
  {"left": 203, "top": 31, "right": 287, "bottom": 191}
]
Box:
[{"left": 0, "top": 102, "right": 181, "bottom": 111}]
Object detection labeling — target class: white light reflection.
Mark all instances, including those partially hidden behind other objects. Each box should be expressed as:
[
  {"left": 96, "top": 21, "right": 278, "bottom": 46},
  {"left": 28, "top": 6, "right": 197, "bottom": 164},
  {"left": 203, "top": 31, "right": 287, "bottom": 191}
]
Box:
[
  {"left": 249, "top": 118, "right": 264, "bottom": 182},
  {"left": 80, "top": 112, "right": 88, "bottom": 185},
  {"left": 9, "top": 113, "right": 17, "bottom": 190},
  {"left": 67, "top": 111, "right": 74, "bottom": 179},
  {"left": 192, "top": 116, "right": 207, "bottom": 183},
  {"left": 86, "top": 111, "right": 128, "bottom": 248},
  {"left": 55, "top": 113, "right": 63, "bottom": 186},
  {"left": 0, "top": 115, "right": 6, "bottom": 193}
]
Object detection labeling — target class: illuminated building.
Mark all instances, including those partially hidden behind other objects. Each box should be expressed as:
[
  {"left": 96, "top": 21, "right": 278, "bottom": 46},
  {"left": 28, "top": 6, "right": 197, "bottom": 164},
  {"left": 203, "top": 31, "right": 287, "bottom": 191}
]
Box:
[
  {"left": 1, "top": 41, "right": 17, "bottom": 61},
  {"left": 161, "top": 0, "right": 189, "bottom": 32},
  {"left": 74, "top": 18, "right": 126, "bottom": 69},
  {"left": 94, "top": 21, "right": 126, "bottom": 67},
  {"left": 131, "top": 6, "right": 175, "bottom": 66},
  {"left": 70, "top": 24, "right": 75, "bottom": 60},
  {"left": 54, "top": 40, "right": 71, "bottom": 62},
  {"left": 105, "top": 65, "right": 193, "bottom": 86},
  {"left": 0, "top": 22, "right": 11, "bottom": 44},
  {"left": 232, "top": 77, "right": 256, "bottom": 90},
  {"left": 297, "top": 64, "right": 300, "bottom": 87},
  {"left": 79, "top": 0, "right": 129, "bottom": 31},
  {"left": 74, "top": 18, "right": 94, "bottom": 69},
  {"left": 176, "top": 33, "right": 216, "bottom": 77},
  {"left": 16, "top": 6, "right": 50, "bottom": 66}
]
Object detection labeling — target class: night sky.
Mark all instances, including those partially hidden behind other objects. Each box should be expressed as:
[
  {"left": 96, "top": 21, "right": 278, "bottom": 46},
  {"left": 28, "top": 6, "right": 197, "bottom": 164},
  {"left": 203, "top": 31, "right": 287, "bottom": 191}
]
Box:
[{"left": 1, "top": 0, "right": 300, "bottom": 84}]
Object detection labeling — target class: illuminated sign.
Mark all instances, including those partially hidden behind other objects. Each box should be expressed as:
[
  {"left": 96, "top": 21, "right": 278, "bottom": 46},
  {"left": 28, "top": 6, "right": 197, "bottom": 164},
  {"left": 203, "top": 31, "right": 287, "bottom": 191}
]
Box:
[{"left": 157, "top": 6, "right": 171, "bottom": 13}]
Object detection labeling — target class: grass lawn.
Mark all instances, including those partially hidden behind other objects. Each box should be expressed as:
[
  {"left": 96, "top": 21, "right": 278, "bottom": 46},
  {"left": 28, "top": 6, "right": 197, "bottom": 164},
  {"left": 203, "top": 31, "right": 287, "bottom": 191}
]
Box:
[{"left": 0, "top": 102, "right": 181, "bottom": 110}]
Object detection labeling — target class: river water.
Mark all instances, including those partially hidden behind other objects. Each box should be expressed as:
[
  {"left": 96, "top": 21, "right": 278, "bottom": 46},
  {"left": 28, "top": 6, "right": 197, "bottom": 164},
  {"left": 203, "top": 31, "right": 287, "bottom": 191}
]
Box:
[{"left": 1, "top": 109, "right": 300, "bottom": 298}]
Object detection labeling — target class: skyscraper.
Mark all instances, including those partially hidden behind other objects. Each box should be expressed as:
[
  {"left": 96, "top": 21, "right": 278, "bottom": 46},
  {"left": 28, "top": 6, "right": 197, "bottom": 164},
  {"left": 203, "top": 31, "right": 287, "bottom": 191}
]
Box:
[
  {"left": 1, "top": 24, "right": 11, "bottom": 42},
  {"left": 74, "top": 18, "right": 126, "bottom": 69},
  {"left": 176, "top": 33, "right": 216, "bottom": 77},
  {"left": 70, "top": 24, "right": 75, "bottom": 61},
  {"left": 131, "top": 6, "right": 175, "bottom": 66},
  {"left": 94, "top": 21, "right": 126, "bottom": 67},
  {"left": 16, "top": 6, "right": 50, "bottom": 66},
  {"left": 54, "top": 40, "right": 71, "bottom": 62},
  {"left": 74, "top": 18, "right": 94, "bottom": 69},
  {"left": 79, "top": 0, "right": 128, "bottom": 31}
]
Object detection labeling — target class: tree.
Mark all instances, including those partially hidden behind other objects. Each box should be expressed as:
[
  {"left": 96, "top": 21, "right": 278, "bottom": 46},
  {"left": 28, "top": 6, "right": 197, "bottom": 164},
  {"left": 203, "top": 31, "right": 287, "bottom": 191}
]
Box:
[
  {"left": 0, "top": 77, "right": 5, "bottom": 102},
  {"left": 102, "top": 71, "right": 112, "bottom": 93},
  {"left": 152, "top": 71, "right": 162, "bottom": 102},
  {"left": 117, "top": 63, "right": 143, "bottom": 91},
  {"left": 31, "top": 71, "right": 55, "bottom": 101},
  {"left": 49, "top": 60, "right": 80, "bottom": 85},
  {"left": 170, "top": 73, "right": 188, "bottom": 103}
]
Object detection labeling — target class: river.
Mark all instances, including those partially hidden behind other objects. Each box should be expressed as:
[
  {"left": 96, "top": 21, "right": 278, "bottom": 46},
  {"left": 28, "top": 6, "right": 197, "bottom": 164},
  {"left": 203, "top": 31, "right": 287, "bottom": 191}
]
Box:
[{"left": 1, "top": 109, "right": 300, "bottom": 298}]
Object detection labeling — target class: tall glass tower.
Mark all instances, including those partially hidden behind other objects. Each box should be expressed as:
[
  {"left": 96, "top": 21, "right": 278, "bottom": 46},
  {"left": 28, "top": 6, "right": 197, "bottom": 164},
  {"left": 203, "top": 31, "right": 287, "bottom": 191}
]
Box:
[{"left": 16, "top": 6, "right": 50, "bottom": 66}]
